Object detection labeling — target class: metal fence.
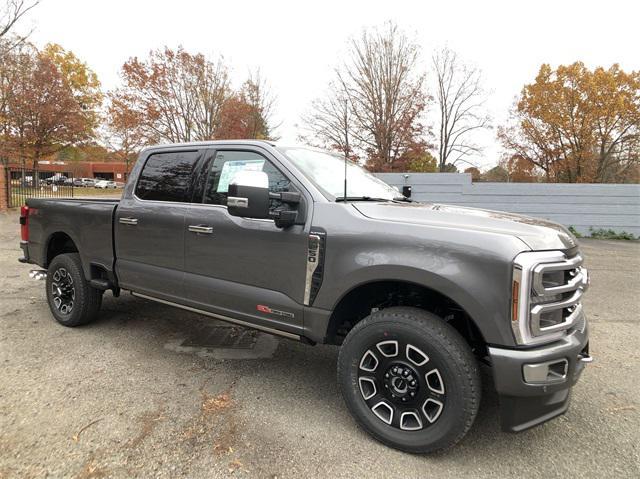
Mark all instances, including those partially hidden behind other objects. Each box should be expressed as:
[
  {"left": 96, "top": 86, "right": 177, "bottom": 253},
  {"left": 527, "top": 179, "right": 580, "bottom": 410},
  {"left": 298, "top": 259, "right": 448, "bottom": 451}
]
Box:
[
  {"left": 7, "top": 168, "right": 74, "bottom": 207},
  {"left": 377, "top": 173, "right": 640, "bottom": 237}
]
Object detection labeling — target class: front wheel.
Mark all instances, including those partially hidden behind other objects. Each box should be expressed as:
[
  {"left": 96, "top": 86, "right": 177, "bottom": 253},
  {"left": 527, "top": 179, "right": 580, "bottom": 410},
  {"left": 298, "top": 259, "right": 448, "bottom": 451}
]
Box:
[
  {"left": 46, "top": 253, "right": 102, "bottom": 327},
  {"left": 337, "top": 307, "right": 481, "bottom": 453}
]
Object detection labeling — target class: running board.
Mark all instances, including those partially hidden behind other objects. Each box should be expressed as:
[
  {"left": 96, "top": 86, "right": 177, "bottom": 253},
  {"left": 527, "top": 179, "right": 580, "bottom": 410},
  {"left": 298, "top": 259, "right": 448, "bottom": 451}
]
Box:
[{"left": 130, "top": 291, "right": 302, "bottom": 341}]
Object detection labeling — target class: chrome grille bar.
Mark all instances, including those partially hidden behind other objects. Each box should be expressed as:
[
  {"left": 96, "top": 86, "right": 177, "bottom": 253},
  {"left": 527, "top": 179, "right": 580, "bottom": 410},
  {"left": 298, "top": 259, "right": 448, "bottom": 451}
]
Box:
[
  {"left": 532, "top": 254, "right": 586, "bottom": 296},
  {"left": 512, "top": 250, "right": 589, "bottom": 346},
  {"left": 530, "top": 254, "right": 588, "bottom": 338},
  {"left": 531, "top": 291, "right": 584, "bottom": 335}
]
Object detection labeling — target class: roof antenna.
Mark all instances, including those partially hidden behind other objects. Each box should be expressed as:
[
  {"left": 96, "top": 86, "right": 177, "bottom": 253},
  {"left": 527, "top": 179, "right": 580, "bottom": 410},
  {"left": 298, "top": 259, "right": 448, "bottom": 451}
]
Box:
[{"left": 343, "top": 98, "right": 349, "bottom": 202}]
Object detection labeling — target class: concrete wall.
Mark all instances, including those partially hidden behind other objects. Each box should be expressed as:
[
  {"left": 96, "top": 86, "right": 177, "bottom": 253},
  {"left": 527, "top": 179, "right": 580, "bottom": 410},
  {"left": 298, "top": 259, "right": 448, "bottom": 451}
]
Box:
[{"left": 377, "top": 173, "right": 640, "bottom": 237}]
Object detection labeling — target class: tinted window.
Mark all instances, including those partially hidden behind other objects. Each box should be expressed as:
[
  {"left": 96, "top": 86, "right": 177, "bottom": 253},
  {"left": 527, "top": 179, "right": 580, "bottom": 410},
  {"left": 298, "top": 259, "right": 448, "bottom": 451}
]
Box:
[
  {"left": 202, "top": 150, "right": 291, "bottom": 211},
  {"left": 135, "top": 151, "right": 200, "bottom": 202}
]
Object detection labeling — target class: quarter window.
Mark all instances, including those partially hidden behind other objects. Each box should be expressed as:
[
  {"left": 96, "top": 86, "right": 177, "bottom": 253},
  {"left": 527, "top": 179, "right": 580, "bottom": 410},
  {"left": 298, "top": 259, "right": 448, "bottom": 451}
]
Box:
[{"left": 135, "top": 151, "right": 201, "bottom": 202}]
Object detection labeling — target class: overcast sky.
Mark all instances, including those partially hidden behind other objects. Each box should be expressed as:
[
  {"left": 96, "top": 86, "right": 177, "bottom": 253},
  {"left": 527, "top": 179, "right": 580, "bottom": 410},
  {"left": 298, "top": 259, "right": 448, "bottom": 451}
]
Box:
[{"left": 20, "top": 0, "right": 640, "bottom": 169}]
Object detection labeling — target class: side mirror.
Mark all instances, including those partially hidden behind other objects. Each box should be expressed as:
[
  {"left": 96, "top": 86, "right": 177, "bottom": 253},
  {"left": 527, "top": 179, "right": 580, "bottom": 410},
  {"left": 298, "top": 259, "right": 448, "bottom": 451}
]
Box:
[
  {"left": 402, "top": 185, "right": 412, "bottom": 198},
  {"left": 227, "top": 170, "right": 270, "bottom": 219}
]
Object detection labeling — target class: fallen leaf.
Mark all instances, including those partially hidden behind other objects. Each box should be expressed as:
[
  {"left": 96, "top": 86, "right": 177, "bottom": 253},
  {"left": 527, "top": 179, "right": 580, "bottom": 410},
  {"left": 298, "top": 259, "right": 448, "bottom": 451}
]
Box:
[
  {"left": 607, "top": 405, "right": 636, "bottom": 413},
  {"left": 202, "top": 392, "right": 232, "bottom": 414},
  {"left": 228, "top": 459, "right": 243, "bottom": 473},
  {"left": 72, "top": 419, "right": 103, "bottom": 443}
]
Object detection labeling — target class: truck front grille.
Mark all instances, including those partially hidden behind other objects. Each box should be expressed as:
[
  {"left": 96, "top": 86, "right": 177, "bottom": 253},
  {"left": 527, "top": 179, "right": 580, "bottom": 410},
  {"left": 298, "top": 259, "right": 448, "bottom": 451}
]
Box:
[
  {"left": 529, "top": 254, "right": 588, "bottom": 336},
  {"left": 512, "top": 251, "right": 589, "bottom": 346}
]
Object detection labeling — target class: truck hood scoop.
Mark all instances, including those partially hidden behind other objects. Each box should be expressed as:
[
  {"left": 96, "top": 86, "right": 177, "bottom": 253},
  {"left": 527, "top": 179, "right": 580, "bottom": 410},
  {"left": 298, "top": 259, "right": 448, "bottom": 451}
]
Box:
[{"left": 352, "top": 202, "right": 578, "bottom": 251}]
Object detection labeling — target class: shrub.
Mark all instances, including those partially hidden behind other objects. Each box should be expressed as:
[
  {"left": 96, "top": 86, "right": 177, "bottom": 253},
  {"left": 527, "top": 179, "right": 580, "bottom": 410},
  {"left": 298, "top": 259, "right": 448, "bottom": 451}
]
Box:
[
  {"left": 568, "top": 226, "right": 582, "bottom": 238},
  {"left": 588, "top": 228, "right": 638, "bottom": 241}
]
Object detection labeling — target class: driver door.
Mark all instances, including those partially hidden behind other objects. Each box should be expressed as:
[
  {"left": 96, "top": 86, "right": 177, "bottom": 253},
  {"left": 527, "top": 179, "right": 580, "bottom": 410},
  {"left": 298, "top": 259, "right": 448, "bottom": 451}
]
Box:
[{"left": 182, "top": 147, "right": 309, "bottom": 336}]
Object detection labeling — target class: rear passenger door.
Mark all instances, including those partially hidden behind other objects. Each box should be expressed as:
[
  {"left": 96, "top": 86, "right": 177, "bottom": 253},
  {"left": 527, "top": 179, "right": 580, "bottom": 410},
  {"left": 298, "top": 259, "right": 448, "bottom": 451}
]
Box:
[{"left": 115, "top": 149, "right": 203, "bottom": 302}]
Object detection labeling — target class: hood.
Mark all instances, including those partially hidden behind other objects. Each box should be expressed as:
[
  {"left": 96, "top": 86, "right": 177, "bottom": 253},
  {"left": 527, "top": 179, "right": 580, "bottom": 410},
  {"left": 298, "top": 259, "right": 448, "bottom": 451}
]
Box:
[{"left": 353, "top": 202, "right": 578, "bottom": 251}]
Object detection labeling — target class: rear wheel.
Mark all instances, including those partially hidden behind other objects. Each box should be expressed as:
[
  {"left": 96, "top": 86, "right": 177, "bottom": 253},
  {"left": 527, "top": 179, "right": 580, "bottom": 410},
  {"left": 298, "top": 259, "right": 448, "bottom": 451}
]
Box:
[
  {"left": 46, "top": 253, "right": 102, "bottom": 327},
  {"left": 337, "top": 307, "right": 480, "bottom": 453}
]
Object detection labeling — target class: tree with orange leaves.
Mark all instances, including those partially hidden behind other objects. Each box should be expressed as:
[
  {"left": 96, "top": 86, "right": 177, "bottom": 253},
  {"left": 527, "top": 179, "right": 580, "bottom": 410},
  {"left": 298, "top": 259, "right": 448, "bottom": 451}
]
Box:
[
  {"left": 110, "top": 46, "right": 231, "bottom": 144},
  {"left": 0, "top": 43, "right": 94, "bottom": 168},
  {"left": 109, "top": 48, "right": 277, "bottom": 146},
  {"left": 464, "top": 167, "right": 481, "bottom": 181},
  {"left": 216, "top": 71, "right": 278, "bottom": 140},
  {"left": 501, "top": 155, "right": 539, "bottom": 182},
  {"left": 41, "top": 43, "right": 102, "bottom": 134},
  {"left": 105, "top": 91, "right": 149, "bottom": 177},
  {"left": 499, "top": 62, "right": 640, "bottom": 183}
]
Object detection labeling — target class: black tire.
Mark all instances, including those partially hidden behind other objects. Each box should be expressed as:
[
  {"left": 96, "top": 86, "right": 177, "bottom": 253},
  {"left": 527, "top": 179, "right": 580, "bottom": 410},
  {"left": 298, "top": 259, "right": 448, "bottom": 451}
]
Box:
[
  {"left": 337, "top": 307, "right": 481, "bottom": 453},
  {"left": 46, "top": 253, "right": 102, "bottom": 327}
]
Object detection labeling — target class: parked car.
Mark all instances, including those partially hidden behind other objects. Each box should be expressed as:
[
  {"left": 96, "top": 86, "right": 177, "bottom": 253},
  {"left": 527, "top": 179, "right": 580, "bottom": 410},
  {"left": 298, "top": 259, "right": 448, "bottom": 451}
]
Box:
[
  {"left": 44, "top": 175, "right": 68, "bottom": 185},
  {"left": 95, "top": 180, "right": 117, "bottom": 189},
  {"left": 76, "top": 178, "right": 95, "bottom": 187},
  {"left": 18, "top": 140, "right": 591, "bottom": 453}
]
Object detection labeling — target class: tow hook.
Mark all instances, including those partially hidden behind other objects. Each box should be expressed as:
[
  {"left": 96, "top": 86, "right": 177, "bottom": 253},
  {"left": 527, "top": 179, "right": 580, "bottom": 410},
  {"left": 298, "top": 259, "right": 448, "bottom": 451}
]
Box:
[
  {"left": 578, "top": 353, "right": 593, "bottom": 364},
  {"left": 29, "top": 269, "right": 47, "bottom": 280}
]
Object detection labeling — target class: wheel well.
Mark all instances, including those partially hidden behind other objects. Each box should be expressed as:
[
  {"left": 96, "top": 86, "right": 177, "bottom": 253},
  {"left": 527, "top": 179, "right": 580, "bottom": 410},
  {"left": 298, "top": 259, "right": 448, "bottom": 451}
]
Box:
[
  {"left": 325, "top": 281, "right": 487, "bottom": 355},
  {"left": 46, "top": 232, "right": 78, "bottom": 266}
]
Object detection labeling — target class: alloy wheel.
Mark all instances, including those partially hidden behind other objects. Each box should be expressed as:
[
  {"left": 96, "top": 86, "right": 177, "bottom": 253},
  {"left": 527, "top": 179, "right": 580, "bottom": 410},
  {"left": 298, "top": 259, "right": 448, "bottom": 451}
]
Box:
[
  {"left": 358, "top": 339, "right": 445, "bottom": 431},
  {"left": 51, "top": 267, "right": 75, "bottom": 315}
]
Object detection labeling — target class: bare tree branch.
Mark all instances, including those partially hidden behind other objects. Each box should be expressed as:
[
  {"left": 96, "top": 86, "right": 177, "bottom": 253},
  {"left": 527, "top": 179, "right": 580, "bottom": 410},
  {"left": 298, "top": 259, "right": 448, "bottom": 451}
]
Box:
[
  {"left": 241, "top": 68, "right": 280, "bottom": 140},
  {"left": 302, "top": 22, "right": 429, "bottom": 171},
  {"left": 0, "top": 0, "right": 39, "bottom": 44},
  {"left": 300, "top": 81, "right": 354, "bottom": 158},
  {"left": 432, "top": 46, "right": 491, "bottom": 171}
]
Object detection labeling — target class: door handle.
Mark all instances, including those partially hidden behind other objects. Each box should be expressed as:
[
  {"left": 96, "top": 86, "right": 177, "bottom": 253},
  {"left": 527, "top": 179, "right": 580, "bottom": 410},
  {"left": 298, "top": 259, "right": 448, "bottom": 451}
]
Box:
[
  {"left": 188, "top": 225, "right": 213, "bottom": 234},
  {"left": 119, "top": 217, "right": 138, "bottom": 225}
]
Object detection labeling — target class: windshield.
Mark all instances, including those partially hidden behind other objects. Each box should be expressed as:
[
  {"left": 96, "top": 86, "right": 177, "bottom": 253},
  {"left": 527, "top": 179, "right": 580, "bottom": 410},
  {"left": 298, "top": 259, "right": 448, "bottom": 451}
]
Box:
[{"left": 278, "top": 147, "right": 402, "bottom": 201}]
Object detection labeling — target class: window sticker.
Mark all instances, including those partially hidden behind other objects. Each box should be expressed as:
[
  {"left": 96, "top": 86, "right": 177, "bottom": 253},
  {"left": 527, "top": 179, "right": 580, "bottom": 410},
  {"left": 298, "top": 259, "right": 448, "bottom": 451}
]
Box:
[{"left": 217, "top": 159, "right": 265, "bottom": 193}]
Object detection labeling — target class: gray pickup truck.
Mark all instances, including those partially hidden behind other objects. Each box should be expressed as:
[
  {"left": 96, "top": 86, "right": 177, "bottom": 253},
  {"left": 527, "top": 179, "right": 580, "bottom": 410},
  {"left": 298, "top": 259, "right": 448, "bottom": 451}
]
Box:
[{"left": 18, "top": 140, "right": 591, "bottom": 453}]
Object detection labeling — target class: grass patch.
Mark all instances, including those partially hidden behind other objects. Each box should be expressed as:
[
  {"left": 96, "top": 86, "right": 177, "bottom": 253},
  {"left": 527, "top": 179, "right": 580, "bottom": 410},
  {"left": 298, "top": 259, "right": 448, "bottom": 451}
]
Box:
[
  {"left": 570, "top": 226, "right": 638, "bottom": 240},
  {"left": 73, "top": 187, "right": 123, "bottom": 199}
]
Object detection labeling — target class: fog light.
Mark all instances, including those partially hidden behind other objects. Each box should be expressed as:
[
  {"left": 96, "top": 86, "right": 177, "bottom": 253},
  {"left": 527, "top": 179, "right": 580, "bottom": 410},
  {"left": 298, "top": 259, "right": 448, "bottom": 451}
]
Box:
[{"left": 523, "top": 359, "right": 568, "bottom": 384}]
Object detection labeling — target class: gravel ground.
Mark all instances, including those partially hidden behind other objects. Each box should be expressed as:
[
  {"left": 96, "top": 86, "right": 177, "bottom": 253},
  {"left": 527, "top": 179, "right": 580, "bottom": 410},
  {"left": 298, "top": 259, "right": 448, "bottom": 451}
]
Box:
[{"left": 0, "top": 209, "right": 639, "bottom": 478}]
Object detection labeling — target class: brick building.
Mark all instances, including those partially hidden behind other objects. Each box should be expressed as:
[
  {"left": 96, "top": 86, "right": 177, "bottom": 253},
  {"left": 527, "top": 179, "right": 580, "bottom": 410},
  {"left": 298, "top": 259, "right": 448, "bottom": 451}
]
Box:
[{"left": 7, "top": 160, "right": 131, "bottom": 181}]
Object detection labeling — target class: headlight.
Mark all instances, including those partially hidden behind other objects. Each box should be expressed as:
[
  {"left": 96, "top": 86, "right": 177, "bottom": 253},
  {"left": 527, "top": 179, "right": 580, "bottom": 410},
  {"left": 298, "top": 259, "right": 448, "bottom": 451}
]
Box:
[{"left": 511, "top": 251, "right": 588, "bottom": 346}]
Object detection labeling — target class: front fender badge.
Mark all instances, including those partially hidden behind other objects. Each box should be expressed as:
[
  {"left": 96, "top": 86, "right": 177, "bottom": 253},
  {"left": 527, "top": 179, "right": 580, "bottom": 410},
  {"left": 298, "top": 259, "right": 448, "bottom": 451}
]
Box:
[{"left": 257, "top": 304, "right": 295, "bottom": 319}]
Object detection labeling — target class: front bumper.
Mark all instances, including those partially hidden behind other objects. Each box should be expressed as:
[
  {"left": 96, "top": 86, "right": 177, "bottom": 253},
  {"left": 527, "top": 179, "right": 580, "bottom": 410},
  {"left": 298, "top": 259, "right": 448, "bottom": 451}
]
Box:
[{"left": 488, "top": 315, "right": 590, "bottom": 432}]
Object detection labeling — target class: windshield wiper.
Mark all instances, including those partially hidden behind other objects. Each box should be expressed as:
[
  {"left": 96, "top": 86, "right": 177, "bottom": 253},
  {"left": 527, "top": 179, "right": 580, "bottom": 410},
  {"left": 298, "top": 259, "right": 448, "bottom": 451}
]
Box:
[
  {"left": 335, "top": 196, "right": 395, "bottom": 202},
  {"left": 336, "top": 196, "right": 413, "bottom": 203}
]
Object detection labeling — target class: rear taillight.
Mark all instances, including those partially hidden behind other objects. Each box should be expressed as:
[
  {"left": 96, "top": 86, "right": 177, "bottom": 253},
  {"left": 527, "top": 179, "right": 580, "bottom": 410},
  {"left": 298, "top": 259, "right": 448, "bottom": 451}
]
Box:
[{"left": 20, "top": 206, "right": 29, "bottom": 241}]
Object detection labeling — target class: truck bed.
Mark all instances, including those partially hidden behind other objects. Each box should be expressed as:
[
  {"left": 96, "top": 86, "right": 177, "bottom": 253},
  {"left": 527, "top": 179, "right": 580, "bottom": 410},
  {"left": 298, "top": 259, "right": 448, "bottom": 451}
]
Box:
[{"left": 23, "top": 197, "right": 119, "bottom": 279}]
